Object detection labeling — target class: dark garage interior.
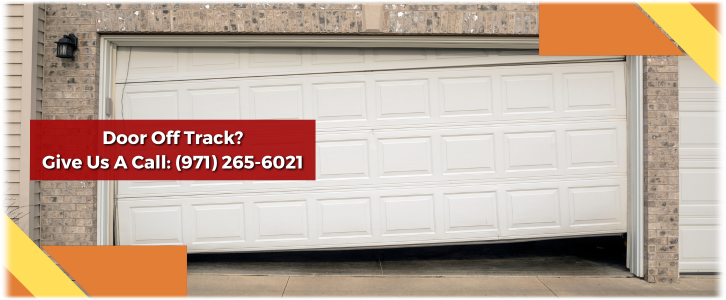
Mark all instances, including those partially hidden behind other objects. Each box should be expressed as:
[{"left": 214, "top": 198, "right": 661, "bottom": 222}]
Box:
[{"left": 187, "top": 235, "right": 631, "bottom": 277}]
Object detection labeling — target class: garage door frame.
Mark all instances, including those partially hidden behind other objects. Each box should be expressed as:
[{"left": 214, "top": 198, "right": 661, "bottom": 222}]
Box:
[{"left": 96, "top": 35, "right": 645, "bottom": 277}]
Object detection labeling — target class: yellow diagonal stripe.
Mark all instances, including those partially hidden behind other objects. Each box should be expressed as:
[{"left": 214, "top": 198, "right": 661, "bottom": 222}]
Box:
[
  {"left": 639, "top": 3, "right": 721, "bottom": 85},
  {"left": 5, "top": 215, "right": 87, "bottom": 297}
]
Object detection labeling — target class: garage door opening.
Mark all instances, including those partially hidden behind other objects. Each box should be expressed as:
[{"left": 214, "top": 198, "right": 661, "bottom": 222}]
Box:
[
  {"left": 187, "top": 235, "right": 630, "bottom": 276},
  {"left": 110, "top": 46, "right": 628, "bottom": 255}
]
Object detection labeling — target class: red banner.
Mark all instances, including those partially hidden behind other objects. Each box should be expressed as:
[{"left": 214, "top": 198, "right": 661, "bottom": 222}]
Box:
[{"left": 30, "top": 120, "right": 315, "bottom": 180}]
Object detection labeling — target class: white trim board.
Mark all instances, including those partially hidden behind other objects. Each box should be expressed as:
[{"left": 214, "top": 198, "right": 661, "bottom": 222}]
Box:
[
  {"left": 626, "top": 55, "right": 645, "bottom": 278},
  {"left": 104, "top": 35, "right": 540, "bottom": 49}
]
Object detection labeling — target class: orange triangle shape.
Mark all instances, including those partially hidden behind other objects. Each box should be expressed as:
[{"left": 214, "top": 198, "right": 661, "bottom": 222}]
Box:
[
  {"left": 691, "top": 3, "right": 719, "bottom": 33},
  {"left": 6, "top": 268, "right": 34, "bottom": 297},
  {"left": 43, "top": 246, "right": 186, "bottom": 297}
]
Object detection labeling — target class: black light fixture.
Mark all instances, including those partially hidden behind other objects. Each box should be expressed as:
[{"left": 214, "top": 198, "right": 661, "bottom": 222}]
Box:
[{"left": 55, "top": 33, "right": 78, "bottom": 60}]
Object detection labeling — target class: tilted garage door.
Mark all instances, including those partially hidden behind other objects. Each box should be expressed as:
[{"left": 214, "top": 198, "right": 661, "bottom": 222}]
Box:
[{"left": 114, "top": 47, "right": 627, "bottom": 253}]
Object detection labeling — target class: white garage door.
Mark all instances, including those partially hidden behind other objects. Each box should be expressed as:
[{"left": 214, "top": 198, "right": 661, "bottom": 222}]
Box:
[
  {"left": 678, "top": 56, "right": 720, "bottom": 273},
  {"left": 114, "top": 47, "right": 627, "bottom": 253}
]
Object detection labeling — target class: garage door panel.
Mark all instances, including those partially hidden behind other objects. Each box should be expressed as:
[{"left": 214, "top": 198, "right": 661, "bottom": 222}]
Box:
[
  {"left": 381, "top": 195, "right": 436, "bottom": 236},
  {"left": 441, "top": 134, "right": 495, "bottom": 175},
  {"left": 191, "top": 203, "right": 245, "bottom": 243},
  {"left": 435, "top": 49, "right": 489, "bottom": 59},
  {"left": 378, "top": 137, "right": 433, "bottom": 178},
  {"left": 117, "top": 49, "right": 627, "bottom": 252},
  {"left": 566, "top": 129, "right": 619, "bottom": 169},
  {"left": 188, "top": 47, "right": 240, "bottom": 71},
  {"left": 563, "top": 72, "right": 617, "bottom": 111},
  {"left": 439, "top": 77, "right": 493, "bottom": 117},
  {"left": 568, "top": 186, "right": 622, "bottom": 227},
  {"left": 504, "top": 131, "right": 558, "bottom": 172},
  {"left": 117, "top": 47, "right": 623, "bottom": 84},
  {"left": 117, "top": 63, "right": 626, "bottom": 128},
  {"left": 118, "top": 121, "right": 626, "bottom": 197},
  {"left": 187, "top": 88, "right": 242, "bottom": 119},
  {"left": 311, "top": 48, "right": 366, "bottom": 65},
  {"left": 376, "top": 79, "right": 430, "bottom": 119},
  {"left": 249, "top": 48, "right": 303, "bottom": 67},
  {"left": 312, "top": 82, "right": 367, "bottom": 121},
  {"left": 317, "top": 139, "right": 371, "bottom": 180},
  {"left": 254, "top": 200, "right": 308, "bottom": 241},
  {"left": 118, "top": 178, "right": 625, "bottom": 252},
  {"left": 249, "top": 85, "right": 304, "bottom": 120},
  {"left": 317, "top": 198, "right": 372, "bottom": 239},
  {"left": 678, "top": 55, "right": 721, "bottom": 272},
  {"left": 123, "top": 90, "right": 179, "bottom": 120},
  {"left": 680, "top": 169, "right": 719, "bottom": 202},
  {"left": 680, "top": 224, "right": 720, "bottom": 272},
  {"left": 121, "top": 47, "right": 178, "bottom": 78},
  {"left": 506, "top": 189, "right": 561, "bottom": 230},
  {"left": 444, "top": 192, "right": 498, "bottom": 233},
  {"left": 128, "top": 205, "right": 184, "bottom": 245},
  {"left": 501, "top": 74, "right": 555, "bottom": 114}
]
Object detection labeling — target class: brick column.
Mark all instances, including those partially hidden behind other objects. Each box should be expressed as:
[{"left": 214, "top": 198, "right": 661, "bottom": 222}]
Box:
[
  {"left": 41, "top": 4, "right": 100, "bottom": 245},
  {"left": 642, "top": 55, "right": 679, "bottom": 283}
]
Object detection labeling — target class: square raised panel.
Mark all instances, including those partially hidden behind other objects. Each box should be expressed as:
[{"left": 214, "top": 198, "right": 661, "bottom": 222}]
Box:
[
  {"left": 255, "top": 201, "right": 307, "bottom": 241},
  {"left": 189, "top": 48, "right": 239, "bottom": 70},
  {"left": 681, "top": 170, "right": 718, "bottom": 202},
  {"left": 317, "top": 198, "right": 371, "bottom": 238},
  {"left": 373, "top": 49, "right": 426, "bottom": 61},
  {"left": 312, "top": 48, "right": 365, "bottom": 64},
  {"left": 317, "top": 140, "right": 369, "bottom": 179},
  {"left": 376, "top": 80, "right": 429, "bottom": 119},
  {"left": 439, "top": 77, "right": 492, "bottom": 116},
  {"left": 313, "top": 82, "right": 366, "bottom": 122},
  {"left": 442, "top": 135, "right": 495, "bottom": 174},
  {"left": 569, "top": 186, "right": 620, "bottom": 227},
  {"left": 188, "top": 89, "right": 240, "bottom": 119},
  {"left": 379, "top": 137, "right": 432, "bottom": 177},
  {"left": 128, "top": 181, "right": 182, "bottom": 189},
  {"left": 445, "top": 193, "right": 497, "bottom": 233},
  {"left": 435, "top": 49, "right": 488, "bottom": 59},
  {"left": 382, "top": 195, "right": 435, "bottom": 235},
  {"left": 192, "top": 204, "right": 244, "bottom": 243},
  {"left": 681, "top": 112, "right": 718, "bottom": 146},
  {"left": 126, "top": 91, "right": 178, "bottom": 119},
  {"left": 564, "top": 72, "right": 615, "bottom": 111},
  {"left": 127, "top": 47, "right": 177, "bottom": 74},
  {"left": 501, "top": 75, "right": 554, "bottom": 114},
  {"left": 681, "top": 227, "right": 719, "bottom": 260},
  {"left": 251, "top": 85, "right": 303, "bottom": 119},
  {"left": 566, "top": 129, "right": 618, "bottom": 168},
  {"left": 507, "top": 189, "right": 560, "bottom": 229},
  {"left": 250, "top": 48, "right": 302, "bottom": 67},
  {"left": 504, "top": 132, "right": 557, "bottom": 171},
  {"left": 131, "top": 206, "right": 183, "bottom": 244}
]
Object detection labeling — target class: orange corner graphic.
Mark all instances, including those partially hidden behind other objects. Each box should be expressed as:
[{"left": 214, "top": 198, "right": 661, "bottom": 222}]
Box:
[
  {"left": 540, "top": 3, "right": 684, "bottom": 55},
  {"left": 43, "top": 246, "right": 187, "bottom": 297}
]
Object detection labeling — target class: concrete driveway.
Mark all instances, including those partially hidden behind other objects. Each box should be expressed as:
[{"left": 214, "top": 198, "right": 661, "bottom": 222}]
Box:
[
  {"left": 188, "top": 275, "right": 719, "bottom": 297},
  {"left": 186, "top": 236, "right": 719, "bottom": 297}
]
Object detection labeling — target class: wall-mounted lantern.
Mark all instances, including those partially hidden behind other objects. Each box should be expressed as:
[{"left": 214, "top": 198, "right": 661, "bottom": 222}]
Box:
[{"left": 55, "top": 34, "right": 78, "bottom": 59}]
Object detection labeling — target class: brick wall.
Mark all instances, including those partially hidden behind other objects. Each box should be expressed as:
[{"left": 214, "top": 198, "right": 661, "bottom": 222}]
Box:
[
  {"left": 44, "top": 3, "right": 540, "bottom": 35},
  {"left": 642, "top": 55, "right": 680, "bottom": 283}
]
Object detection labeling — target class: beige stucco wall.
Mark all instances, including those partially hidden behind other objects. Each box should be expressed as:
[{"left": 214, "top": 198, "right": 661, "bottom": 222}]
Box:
[{"left": 3, "top": 3, "right": 44, "bottom": 245}]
